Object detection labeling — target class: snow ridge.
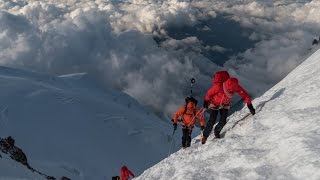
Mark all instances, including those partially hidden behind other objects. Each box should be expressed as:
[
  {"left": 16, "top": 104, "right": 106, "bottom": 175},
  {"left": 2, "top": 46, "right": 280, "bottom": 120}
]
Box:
[{"left": 136, "top": 49, "right": 320, "bottom": 180}]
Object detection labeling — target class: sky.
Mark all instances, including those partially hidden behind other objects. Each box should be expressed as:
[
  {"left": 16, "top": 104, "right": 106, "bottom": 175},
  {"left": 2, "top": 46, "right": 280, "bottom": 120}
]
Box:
[
  {"left": 0, "top": 0, "right": 320, "bottom": 117},
  {"left": 136, "top": 48, "right": 320, "bottom": 180}
]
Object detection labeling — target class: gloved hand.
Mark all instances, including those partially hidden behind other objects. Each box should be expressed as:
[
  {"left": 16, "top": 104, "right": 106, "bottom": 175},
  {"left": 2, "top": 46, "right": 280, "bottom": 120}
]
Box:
[
  {"left": 203, "top": 100, "right": 209, "bottom": 109},
  {"left": 201, "top": 126, "right": 205, "bottom": 131},
  {"left": 173, "top": 123, "right": 177, "bottom": 131},
  {"left": 247, "top": 104, "right": 255, "bottom": 115}
]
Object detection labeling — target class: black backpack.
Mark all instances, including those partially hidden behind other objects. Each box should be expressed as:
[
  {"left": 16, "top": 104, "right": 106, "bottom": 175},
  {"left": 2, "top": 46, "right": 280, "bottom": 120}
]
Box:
[
  {"left": 185, "top": 96, "right": 198, "bottom": 106},
  {"left": 171, "top": 96, "right": 198, "bottom": 123},
  {"left": 183, "top": 96, "right": 198, "bottom": 116},
  {"left": 112, "top": 176, "right": 120, "bottom": 180}
]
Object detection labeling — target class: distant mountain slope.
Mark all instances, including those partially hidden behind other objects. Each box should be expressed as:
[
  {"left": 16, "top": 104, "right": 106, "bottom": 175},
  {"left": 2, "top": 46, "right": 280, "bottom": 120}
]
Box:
[{"left": 0, "top": 66, "right": 175, "bottom": 179}]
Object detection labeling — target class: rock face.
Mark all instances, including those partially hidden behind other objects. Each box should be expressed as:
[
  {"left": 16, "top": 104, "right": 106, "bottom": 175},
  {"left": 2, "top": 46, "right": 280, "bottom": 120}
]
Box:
[
  {"left": 0, "top": 136, "right": 30, "bottom": 168},
  {"left": 312, "top": 39, "right": 319, "bottom": 45}
]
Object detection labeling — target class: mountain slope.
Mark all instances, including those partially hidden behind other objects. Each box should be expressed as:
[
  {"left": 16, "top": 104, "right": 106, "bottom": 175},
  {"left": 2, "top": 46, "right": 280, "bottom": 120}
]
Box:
[
  {"left": 136, "top": 49, "right": 320, "bottom": 180},
  {"left": 0, "top": 66, "right": 176, "bottom": 179}
]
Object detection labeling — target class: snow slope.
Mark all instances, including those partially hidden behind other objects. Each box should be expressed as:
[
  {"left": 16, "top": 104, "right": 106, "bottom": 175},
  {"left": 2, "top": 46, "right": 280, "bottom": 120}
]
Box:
[
  {"left": 0, "top": 66, "right": 178, "bottom": 179},
  {"left": 136, "top": 49, "right": 320, "bottom": 180}
]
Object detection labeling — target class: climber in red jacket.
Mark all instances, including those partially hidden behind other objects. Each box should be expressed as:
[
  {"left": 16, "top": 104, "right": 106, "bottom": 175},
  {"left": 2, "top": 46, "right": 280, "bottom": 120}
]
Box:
[
  {"left": 201, "top": 71, "right": 255, "bottom": 144},
  {"left": 120, "top": 165, "right": 135, "bottom": 180}
]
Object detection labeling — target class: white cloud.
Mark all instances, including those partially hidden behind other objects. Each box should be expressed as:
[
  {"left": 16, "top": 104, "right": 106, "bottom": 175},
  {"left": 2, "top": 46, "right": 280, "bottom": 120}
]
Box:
[
  {"left": 210, "top": 45, "right": 228, "bottom": 53},
  {"left": 0, "top": 3, "right": 216, "bottom": 116},
  {"left": 0, "top": 0, "right": 319, "bottom": 117}
]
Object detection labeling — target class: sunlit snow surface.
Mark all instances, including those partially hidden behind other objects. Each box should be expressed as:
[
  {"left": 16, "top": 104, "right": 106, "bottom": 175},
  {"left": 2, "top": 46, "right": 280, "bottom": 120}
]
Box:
[{"left": 136, "top": 49, "right": 320, "bottom": 180}]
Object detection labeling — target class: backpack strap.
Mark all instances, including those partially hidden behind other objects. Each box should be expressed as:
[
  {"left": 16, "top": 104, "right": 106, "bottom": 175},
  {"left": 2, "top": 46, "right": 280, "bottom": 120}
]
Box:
[
  {"left": 183, "top": 104, "right": 188, "bottom": 115},
  {"left": 181, "top": 103, "right": 197, "bottom": 124},
  {"left": 178, "top": 104, "right": 188, "bottom": 123},
  {"left": 223, "top": 82, "right": 233, "bottom": 99},
  {"left": 182, "top": 104, "right": 196, "bottom": 116}
]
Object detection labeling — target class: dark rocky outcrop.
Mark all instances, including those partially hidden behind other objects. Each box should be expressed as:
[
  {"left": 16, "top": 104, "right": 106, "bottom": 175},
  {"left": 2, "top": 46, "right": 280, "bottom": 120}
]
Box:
[
  {"left": 0, "top": 136, "right": 70, "bottom": 180},
  {"left": 312, "top": 39, "right": 319, "bottom": 45}
]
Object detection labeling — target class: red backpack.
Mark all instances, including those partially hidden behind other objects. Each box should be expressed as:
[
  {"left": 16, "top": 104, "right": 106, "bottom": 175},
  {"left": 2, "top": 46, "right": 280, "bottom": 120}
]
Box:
[{"left": 212, "top": 71, "right": 230, "bottom": 84}]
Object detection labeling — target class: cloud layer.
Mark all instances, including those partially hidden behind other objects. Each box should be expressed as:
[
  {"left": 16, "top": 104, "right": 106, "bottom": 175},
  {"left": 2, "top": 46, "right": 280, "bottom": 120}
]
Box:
[{"left": 0, "top": 0, "right": 319, "bottom": 117}]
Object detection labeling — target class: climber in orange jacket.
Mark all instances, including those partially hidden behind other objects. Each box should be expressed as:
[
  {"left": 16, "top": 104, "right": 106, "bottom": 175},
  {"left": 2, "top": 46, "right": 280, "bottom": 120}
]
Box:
[
  {"left": 173, "top": 96, "right": 205, "bottom": 148},
  {"left": 202, "top": 71, "right": 255, "bottom": 144}
]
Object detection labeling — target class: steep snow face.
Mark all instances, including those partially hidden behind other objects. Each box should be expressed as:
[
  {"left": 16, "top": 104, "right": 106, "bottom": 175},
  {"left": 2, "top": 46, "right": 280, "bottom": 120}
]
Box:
[
  {"left": 136, "top": 49, "right": 320, "bottom": 180},
  {"left": 0, "top": 66, "right": 177, "bottom": 179}
]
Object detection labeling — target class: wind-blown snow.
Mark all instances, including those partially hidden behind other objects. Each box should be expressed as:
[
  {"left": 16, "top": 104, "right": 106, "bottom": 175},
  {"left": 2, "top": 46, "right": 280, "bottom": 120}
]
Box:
[
  {"left": 136, "top": 49, "right": 320, "bottom": 180},
  {"left": 0, "top": 0, "right": 319, "bottom": 116},
  {"left": 0, "top": 66, "right": 180, "bottom": 179}
]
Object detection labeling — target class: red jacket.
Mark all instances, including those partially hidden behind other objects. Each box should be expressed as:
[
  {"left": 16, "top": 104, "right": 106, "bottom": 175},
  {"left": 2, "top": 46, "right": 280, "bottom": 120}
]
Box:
[
  {"left": 120, "top": 166, "right": 135, "bottom": 180},
  {"left": 205, "top": 77, "right": 251, "bottom": 108}
]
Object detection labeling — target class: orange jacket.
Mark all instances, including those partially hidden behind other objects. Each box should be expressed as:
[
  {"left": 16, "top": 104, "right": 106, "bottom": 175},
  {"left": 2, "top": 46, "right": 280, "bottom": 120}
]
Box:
[{"left": 173, "top": 102, "right": 205, "bottom": 127}]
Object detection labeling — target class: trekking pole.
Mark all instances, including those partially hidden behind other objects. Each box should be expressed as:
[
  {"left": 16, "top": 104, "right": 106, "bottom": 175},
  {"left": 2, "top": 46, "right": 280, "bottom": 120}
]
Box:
[
  {"left": 167, "top": 129, "right": 176, "bottom": 157},
  {"left": 190, "top": 78, "right": 195, "bottom": 96}
]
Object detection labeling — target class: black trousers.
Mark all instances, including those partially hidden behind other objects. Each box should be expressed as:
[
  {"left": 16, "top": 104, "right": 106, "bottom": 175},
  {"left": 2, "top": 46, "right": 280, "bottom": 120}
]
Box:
[
  {"left": 182, "top": 126, "right": 193, "bottom": 147},
  {"left": 203, "top": 109, "right": 228, "bottom": 138}
]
